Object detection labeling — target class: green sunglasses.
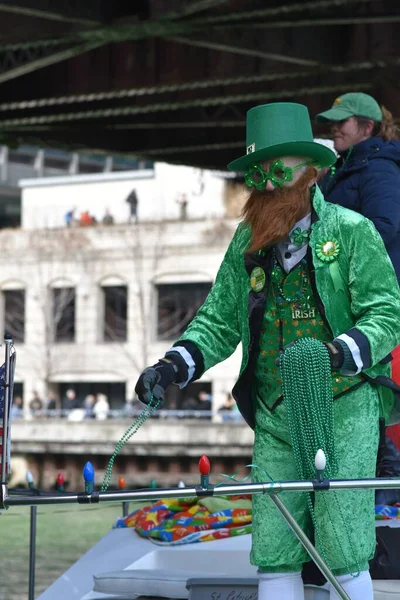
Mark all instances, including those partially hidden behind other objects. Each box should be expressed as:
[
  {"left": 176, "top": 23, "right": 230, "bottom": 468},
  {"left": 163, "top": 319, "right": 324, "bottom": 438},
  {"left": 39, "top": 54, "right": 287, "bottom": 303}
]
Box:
[{"left": 245, "top": 159, "right": 317, "bottom": 191}]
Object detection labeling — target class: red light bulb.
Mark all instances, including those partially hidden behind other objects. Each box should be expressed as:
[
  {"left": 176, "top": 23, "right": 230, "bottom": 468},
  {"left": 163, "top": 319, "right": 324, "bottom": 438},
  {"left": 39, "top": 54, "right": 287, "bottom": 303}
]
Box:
[
  {"left": 56, "top": 472, "right": 64, "bottom": 486},
  {"left": 199, "top": 454, "right": 211, "bottom": 476},
  {"left": 118, "top": 476, "right": 126, "bottom": 489}
]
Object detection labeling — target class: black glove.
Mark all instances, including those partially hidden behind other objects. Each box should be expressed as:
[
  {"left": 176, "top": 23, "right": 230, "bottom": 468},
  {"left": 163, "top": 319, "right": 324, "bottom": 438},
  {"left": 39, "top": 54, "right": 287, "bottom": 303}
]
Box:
[
  {"left": 276, "top": 340, "right": 345, "bottom": 370},
  {"left": 322, "top": 341, "right": 344, "bottom": 370},
  {"left": 135, "top": 353, "right": 188, "bottom": 405}
]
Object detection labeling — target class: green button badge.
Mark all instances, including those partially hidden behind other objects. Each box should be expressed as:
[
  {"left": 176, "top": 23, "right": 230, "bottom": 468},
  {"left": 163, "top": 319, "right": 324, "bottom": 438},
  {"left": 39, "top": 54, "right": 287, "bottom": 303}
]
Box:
[{"left": 250, "top": 267, "right": 266, "bottom": 292}]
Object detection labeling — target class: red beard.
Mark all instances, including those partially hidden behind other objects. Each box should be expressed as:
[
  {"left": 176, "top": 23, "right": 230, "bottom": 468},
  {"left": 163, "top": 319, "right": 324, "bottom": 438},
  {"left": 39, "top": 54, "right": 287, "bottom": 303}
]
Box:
[{"left": 242, "top": 166, "right": 317, "bottom": 253}]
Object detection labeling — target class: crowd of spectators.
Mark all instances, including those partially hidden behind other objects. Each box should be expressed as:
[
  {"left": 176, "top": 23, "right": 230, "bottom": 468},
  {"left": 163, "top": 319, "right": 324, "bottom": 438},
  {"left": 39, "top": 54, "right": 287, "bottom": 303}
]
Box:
[
  {"left": 10, "top": 388, "right": 243, "bottom": 422},
  {"left": 62, "top": 188, "right": 192, "bottom": 228},
  {"left": 64, "top": 208, "right": 115, "bottom": 228},
  {"left": 10, "top": 389, "right": 111, "bottom": 421},
  {"left": 63, "top": 188, "right": 139, "bottom": 229}
]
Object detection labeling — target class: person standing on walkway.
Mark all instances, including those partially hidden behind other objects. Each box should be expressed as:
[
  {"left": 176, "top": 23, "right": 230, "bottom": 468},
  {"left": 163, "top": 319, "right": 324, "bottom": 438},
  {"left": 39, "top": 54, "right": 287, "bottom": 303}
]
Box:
[{"left": 126, "top": 189, "right": 139, "bottom": 223}]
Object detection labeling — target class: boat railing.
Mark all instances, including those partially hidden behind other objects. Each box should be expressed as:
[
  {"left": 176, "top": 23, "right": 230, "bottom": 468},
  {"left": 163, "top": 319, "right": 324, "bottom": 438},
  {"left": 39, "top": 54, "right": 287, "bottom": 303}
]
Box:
[{"left": 2, "top": 335, "right": 400, "bottom": 600}]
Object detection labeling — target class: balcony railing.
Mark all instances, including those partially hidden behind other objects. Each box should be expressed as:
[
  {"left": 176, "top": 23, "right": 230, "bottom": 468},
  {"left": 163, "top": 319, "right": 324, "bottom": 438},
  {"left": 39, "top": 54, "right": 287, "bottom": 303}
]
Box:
[{"left": 12, "top": 408, "right": 245, "bottom": 422}]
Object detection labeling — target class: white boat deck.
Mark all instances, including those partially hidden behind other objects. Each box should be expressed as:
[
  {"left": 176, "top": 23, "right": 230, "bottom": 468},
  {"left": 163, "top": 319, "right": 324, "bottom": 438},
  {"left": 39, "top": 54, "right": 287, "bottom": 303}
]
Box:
[
  {"left": 37, "top": 524, "right": 400, "bottom": 600},
  {"left": 37, "top": 529, "right": 257, "bottom": 600},
  {"left": 37, "top": 529, "right": 151, "bottom": 600}
]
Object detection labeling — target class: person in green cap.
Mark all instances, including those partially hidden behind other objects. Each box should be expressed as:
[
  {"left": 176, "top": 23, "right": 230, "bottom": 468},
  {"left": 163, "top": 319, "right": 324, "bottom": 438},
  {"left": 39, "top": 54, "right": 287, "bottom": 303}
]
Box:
[
  {"left": 316, "top": 92, "right": 400, "bottom": 282},
  {"left": 317, "top": 94, "right": 400, "bottom": 548},
  {"left": 135, "top": 102, "right": 400, "bottom": 599}
]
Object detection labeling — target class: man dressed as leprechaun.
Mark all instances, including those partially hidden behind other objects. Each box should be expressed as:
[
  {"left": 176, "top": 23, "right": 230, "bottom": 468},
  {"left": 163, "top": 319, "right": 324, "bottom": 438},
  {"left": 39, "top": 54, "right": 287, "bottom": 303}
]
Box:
[{"left": 135, "top": 102, "right": 400, "bottom": 599}]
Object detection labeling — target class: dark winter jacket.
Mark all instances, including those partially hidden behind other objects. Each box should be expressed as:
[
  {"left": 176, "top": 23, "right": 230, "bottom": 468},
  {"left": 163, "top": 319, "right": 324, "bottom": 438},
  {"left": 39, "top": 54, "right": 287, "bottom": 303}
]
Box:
[{"left": 320, "top": 136, "right": 400, "bottom": 282}]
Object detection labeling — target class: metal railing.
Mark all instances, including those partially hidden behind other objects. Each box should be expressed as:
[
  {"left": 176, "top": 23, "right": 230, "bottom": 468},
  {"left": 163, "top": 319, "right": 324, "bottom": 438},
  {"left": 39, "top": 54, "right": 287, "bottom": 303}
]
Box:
[
  {"left": 2, "top": 336, "right": 400, "bottom": 600},
  {"left": 13, "top": 408, "right": 244, "bottom": 421}
]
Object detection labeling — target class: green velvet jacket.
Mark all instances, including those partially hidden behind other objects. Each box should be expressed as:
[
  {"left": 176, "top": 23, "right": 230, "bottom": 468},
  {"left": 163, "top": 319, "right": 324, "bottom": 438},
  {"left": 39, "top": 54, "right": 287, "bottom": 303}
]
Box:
[{"left": 178, "top": 186, "right": 400, "bottom": 428}]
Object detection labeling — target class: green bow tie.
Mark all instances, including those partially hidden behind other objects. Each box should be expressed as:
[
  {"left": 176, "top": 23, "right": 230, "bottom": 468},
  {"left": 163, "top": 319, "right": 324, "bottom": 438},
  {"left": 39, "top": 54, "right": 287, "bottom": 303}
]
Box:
[{"left": 290, "top": 227, "right": 310, "bottom": 246}]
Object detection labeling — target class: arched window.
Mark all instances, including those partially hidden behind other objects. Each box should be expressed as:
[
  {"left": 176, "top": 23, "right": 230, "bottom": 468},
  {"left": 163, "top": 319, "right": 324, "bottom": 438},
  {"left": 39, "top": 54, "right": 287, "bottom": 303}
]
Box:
[
  {"left": 154, "top": 272, "right": 212, "bottom": 341},
  {"left": 99, "top": 276, "right": 128, "bottom": 342},
  {"left": 50, "top": 278, "right": 76, "bottom": 343},
  {"left": 1, "top": 280, "right": 25, "bottom": 343}
]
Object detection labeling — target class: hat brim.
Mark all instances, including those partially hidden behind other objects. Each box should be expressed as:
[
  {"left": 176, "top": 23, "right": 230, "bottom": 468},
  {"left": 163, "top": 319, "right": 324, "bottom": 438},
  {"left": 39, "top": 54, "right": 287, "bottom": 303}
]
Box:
[
  {"left": 227, "top": 141, "right": 336, "bottom": 173},
  {"left": 315, "top": 107, "right": 354, "bottom": 122}
]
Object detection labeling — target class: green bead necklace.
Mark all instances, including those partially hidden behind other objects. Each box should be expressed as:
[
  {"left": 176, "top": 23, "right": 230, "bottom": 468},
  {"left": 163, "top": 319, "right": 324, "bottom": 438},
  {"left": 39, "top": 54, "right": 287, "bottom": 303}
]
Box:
[
  {"left": 328, "top": 146, "right": 353, "bottom": 181},
  {"left": 280, "top": 338, "right": 361, "bottom": 575},
  {"left": 281, "top": 338, "right": 337, "bottom": 480},
  {"left": 102, "top": 395, "right": 162, "bottom": 492},
  {"left": 271, "top": 251, "right": 310, "bottom": 309}
]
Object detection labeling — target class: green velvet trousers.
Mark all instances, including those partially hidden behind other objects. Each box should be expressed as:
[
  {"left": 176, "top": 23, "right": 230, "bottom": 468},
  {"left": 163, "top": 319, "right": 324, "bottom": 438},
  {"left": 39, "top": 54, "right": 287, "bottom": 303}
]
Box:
[{"left": 251, "top": 383, "right": 379, "bottom": 575}]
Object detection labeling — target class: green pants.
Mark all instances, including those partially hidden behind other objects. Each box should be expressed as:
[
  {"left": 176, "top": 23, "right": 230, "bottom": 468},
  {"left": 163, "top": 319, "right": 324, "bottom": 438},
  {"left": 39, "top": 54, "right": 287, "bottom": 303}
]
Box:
[{"left": 251, "top": 383, "right": 379, "bottom": 575}]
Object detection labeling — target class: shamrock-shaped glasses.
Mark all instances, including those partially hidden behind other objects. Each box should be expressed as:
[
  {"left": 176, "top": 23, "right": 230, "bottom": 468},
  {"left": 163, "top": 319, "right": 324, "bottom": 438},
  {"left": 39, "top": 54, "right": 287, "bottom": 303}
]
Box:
[{"left": 245, "top": 159, "right": 316, "bottom": 191}]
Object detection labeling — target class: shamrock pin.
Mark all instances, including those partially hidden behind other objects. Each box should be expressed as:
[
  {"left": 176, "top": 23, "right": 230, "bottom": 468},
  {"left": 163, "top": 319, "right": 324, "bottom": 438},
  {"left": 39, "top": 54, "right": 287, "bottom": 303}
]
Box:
[{"left": 290, "top": 227, "right": 310, "bottom": 246}]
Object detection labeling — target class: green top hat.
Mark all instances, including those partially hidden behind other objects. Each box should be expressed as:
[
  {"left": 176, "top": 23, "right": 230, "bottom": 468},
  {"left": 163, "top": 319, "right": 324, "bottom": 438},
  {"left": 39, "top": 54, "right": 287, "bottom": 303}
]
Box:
[
  {"left": 227, "top": 102, "right": 336, "bottom": 173},
  {"left": 316, "top": 92, "right": 382, "bottom": 123}
]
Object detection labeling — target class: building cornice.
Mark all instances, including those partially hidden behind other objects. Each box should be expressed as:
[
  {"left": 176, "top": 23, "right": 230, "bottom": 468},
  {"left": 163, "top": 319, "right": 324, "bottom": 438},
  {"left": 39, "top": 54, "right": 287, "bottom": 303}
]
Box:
[{"left": 19, "top": 169, "right": 154, "bottom": 188}]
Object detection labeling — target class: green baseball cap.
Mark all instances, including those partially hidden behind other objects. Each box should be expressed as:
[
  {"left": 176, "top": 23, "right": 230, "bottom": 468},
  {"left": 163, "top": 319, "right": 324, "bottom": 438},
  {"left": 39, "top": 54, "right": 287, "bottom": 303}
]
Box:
[
  {"left": 227, "top": 102, "right": 336, "bottom": 172},
  {"left": 316, "top": 92, "right": 382, "bottom": 123}
]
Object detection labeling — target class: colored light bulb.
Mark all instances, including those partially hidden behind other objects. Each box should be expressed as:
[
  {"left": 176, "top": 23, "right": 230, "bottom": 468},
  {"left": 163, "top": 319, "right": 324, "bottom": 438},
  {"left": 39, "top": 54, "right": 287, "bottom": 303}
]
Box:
[
  {"left": 83, "top": 462, "right": 94, "bottom": 482},
  {"left": 83, "top": 461, "right": 95, "bottom": 494},
  {"left": 118, "top": 476, "right": 126, "bottom": 489},
  {"left": 199, "top": 455, "right": 211, "bottom": 476},
  {"left": 315, "top": 449, "right": 326, "bottom": 482},
  {"left": 199, "top": 455, "right": 211, "bottom": 489},
  {"left": 26, "top": 471, "right": 34, "bottom": 489},
  {"left": 315, "top": 449, "right": 326, "bottom": 472}
]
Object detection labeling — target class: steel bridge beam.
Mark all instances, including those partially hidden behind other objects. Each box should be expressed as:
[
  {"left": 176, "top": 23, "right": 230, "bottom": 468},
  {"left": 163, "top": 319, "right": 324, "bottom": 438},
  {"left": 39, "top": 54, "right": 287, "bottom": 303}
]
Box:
[
  {"left": 165, "top": 0, "right": 231, "bottom": 20},
  {"left": 0, "top": 0, "right": 385, "bottom": 55},
  {"left": 0, "top": 40, "right": 104, "bottom": 85},
  {"left": 0, "top": 82, "right": 372, "bottom": 128},
  {"left": 0, "top": 1, "right": 101, "bottom": 26},
  {"left": 238, "top": 15, "right": 400, "bottom": 29},
  {"left": 0, "top": 57, "right": 398, "bottom": 112},
  {"left": 165, "top": 36, "right": 322, "bottom": 67}
]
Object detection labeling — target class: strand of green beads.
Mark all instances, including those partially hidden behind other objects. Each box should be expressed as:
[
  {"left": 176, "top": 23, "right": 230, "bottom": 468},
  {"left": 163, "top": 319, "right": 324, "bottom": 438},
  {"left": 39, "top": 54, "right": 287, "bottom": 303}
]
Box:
[
  {"left": 101, "top": 395, "right": 162, "bottom": 492},
  {"left": 329, "top": 146, "right": 353, "bottom": 182},
  {"left": 272, "top": 252, "right": 309, "bottom": 305},
  {"left": 280, "top": 339, "right": 332, "bottom": 566},
  {"left": 280, "top": 338, "right": 360, "bottom": 575}
]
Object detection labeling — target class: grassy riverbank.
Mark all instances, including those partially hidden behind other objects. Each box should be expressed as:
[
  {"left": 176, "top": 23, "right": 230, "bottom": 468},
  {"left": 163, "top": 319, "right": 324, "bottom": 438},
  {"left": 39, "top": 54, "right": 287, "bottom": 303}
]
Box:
[{"left": 0, "top": 502, "right": 125, "bottom": 599}]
